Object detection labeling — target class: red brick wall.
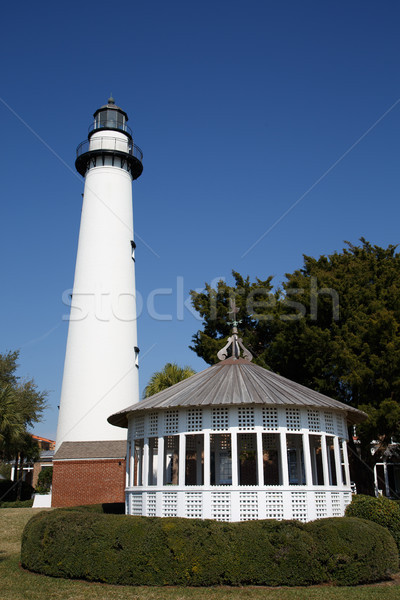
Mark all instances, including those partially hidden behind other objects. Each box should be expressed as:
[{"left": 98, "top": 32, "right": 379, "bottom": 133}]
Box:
[{"left": 52, "top": 459, "right": 126, "bottom": 507}]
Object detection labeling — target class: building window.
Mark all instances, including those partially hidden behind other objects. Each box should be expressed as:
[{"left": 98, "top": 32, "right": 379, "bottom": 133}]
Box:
[
  {"left": 326, "top": 436, "right": 337, "bottom": 485},
  {"left": 134, "top": 439, "right": 144, "bottom": 486},
  {"left": 134, "top": 346, "right": 139, "bottom": 369},
  {"left": 309, "top": 435, "right": 324, "bottom": 485},
  {"left": 238, "top": 433, "right": 257, "bottom": 485},
  {"left": 148, "top": 437, "right": 158, "bottom": 486},
  {"left": 164, "top": 436, "right": 179, "bottom": 485},
  {"left": 210, "top": 434, "right": 231, "bottom": 485},
  {"left": 185, "top": 434, "right": 204, "bottom": 485},
  {"left": 286, "top": 434, "right": 305, "bottom": 485},
  {"left": 262, "top": 433, "right": 281, "bottom": 485}
]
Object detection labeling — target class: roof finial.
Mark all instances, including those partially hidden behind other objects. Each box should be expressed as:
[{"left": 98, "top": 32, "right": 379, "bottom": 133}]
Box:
[
  {"left": 217, "top": 298, "right": 253, "bottom": 362},
  {"left": 108, "top": 93, "right": 115, "bottom": 105}
]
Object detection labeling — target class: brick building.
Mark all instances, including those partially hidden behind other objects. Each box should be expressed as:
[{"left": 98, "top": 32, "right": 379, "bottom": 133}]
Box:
[{"left": 52, "top": 441, "right": 126, "bottom": 507}]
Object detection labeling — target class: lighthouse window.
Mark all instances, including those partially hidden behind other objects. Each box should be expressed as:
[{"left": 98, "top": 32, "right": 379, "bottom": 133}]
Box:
[{"left": 96, "top": 110, "right": 125, "bottom": 131}]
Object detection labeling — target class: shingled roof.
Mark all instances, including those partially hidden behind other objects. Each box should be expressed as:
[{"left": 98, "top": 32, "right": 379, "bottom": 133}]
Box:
[
  {"left": 108, "top": 358, "right": 366, "bottom": 428},
  {"left": 53, "top": 440, "right": 126, "bottom": 460}
]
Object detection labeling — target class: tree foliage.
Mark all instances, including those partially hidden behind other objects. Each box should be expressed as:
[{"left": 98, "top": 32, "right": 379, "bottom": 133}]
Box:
[
  {"left": 0, "top": 350, "right": 47, "bottom": 463},
  {"left": 190, "top": 239, "right": 400, "bottom": 478},
  {"left": 190, "top": 271, "right": 277, "bottom": 368},
  {"left": 143, "top": 362, "right": 196, "bottom": 398}
]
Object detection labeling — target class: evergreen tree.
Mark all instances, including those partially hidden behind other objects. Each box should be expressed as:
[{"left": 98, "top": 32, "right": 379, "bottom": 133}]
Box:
[{"left": 190, "top": 240, "right": 400, "bottom": 492}]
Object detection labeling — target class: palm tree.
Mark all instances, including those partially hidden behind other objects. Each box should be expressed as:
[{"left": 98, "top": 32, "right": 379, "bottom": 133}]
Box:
[
  {"left": 0, "top": 386, "right": 25, "bottom": 457},
  {"left": 143, "top": 363, "right": 196, "bottom": 398}
]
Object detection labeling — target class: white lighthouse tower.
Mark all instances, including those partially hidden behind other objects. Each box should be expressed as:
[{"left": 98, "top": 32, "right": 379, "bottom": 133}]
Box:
[{"left": 55, "top": 97, "right": 143, "bottom": 454}]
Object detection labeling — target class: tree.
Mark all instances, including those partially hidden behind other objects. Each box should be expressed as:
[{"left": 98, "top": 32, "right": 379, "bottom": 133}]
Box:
[
  {"left": 0, "top": 386, "right": 26, "bottom": 454},
  {"left": 190, "top": 240, "right": 400, "bottom": 493},
  {"left": 144, "top": 363, "right": 196, "bottom": 398},
  {"left": 190, "top": 272, "right": 278, "bottom": 367},
  {"left": 0, "top": 351, "right": 47, "bottom": 498},
  {"left": 35, "top": 467, "right": 53, "bottom": 494}
]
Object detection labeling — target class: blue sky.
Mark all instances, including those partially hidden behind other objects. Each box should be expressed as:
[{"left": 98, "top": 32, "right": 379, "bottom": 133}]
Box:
[{"left": 1, "top": 1, "right": 400, "bottom": 439}]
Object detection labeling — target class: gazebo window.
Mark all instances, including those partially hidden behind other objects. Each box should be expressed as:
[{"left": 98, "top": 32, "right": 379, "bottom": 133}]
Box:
[
  {"left": 326, "top": 436, "right": 337, "bottom": 485},
  {"left": 185, "top": 434, "right": 204, "bottom": 485},
  {"left": 286, "top": 434, "right": 306, "bottom": 485},
  {"left": 262, "top": 433, "right": 281, "bottom": 485},
  {"left": 164, "top": 435, "right": 179, "bottom": 485},
  {"left": 309, "top": 435, "right": 324, "bottom": 485},
  {"left": 148, "top": 437, "right": 158, "bottom": 486},
  {"left": 210, "top": 434, "right": 232, "bottom": 485},
  {"left": 238, "top": 433, "right": 258, "bottom": 485},
  {"left": 134, "top": 439, "right": 144, "bottom": 486}
]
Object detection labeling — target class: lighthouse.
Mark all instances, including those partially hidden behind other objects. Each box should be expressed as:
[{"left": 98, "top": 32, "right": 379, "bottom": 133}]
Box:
[{"left": 52, "top": 98, "right": 143, "bottom": 507}]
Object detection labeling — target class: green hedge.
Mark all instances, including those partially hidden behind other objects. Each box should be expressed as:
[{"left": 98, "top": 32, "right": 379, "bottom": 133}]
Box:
[
  {"left": 0, "top": 499, "right": 33, "bottom": 509},
  {"left": 345, "top": 494, "right": 400, "bottom": 551},
  {"left": 21, "top": 511, "right": 398, "bottom": 586}
]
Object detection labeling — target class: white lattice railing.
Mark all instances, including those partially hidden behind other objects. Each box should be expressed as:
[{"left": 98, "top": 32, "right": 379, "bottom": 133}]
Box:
[{"left": 126, "top": 488, "right": 352, "bottom": 522}]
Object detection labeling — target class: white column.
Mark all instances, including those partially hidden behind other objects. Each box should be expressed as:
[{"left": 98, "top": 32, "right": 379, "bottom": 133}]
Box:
[
  {"left": 178, "top": 433, "right": 186, "bottom": 487},
  {"left": 384, "top": 462, "right": 390, "bottom": 497},
  {"left": 303, "top": 432, "right": 316, "bottom": 520},
  {"left": 256, "top": 430, "right": 264, "bottom": 486},
  {"left": 129, "top": 446, "right": 134, "bottom": 487},
  {"left": 279, "top": 432, "right": 289, "bottom": 486},
  {"left": 302, "top": 433, "right": 313, "bottom": 486},
  {"left": 231, "top": 431, "right": 238, "bottom": 487},
  {"left": 126, "top": 442, "right": 131, "bottom": 487},
  {"left": 142, "top": 438, "right": 149, "bottom": 487},
  {"left": 196, "top": 436, "right": 203, "bottom": 485},
  {"left": 333, "top": 436, "right": 342, "bottom": 486},
  {"left": 342, "top": 440, "right": 351, "bottom": 487},
  {"left": 203, "top": 431, "right": 210, "bottom": 486},
  {"left": 321, "top": 434, "right": 330, "bottom": 486},
  {"left": 374, "top": 464, "right": 379, "bottom": 495},
  {"left": 156, "top": 436, "right": 164, "bottom": 487}
]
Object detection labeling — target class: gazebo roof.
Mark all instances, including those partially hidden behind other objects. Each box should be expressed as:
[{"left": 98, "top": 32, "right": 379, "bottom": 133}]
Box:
[{"left": 108, "top": 357, "right": 366, "bottom": 428}]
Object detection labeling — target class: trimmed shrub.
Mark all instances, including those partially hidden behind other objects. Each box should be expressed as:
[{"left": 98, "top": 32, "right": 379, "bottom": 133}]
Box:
[
  {"left": 21, "top": 510, "right": 398, "bottom": 587},
  {"left": 345, "top": 494, "right": 400, "bottom": 551},
  {"left": 306, "top": 517, "right": 397, "bottom": 585}
]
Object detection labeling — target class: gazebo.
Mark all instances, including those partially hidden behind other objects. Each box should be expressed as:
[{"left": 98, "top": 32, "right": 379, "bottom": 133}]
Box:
[{"left": 109, "top": 329, "right": 366, "bottom": 522}]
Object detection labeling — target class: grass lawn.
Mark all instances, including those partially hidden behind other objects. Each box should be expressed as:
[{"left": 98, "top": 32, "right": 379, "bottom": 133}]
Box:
[{"left": 1, "top": 508, "right": 400, "bottom": 600}]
